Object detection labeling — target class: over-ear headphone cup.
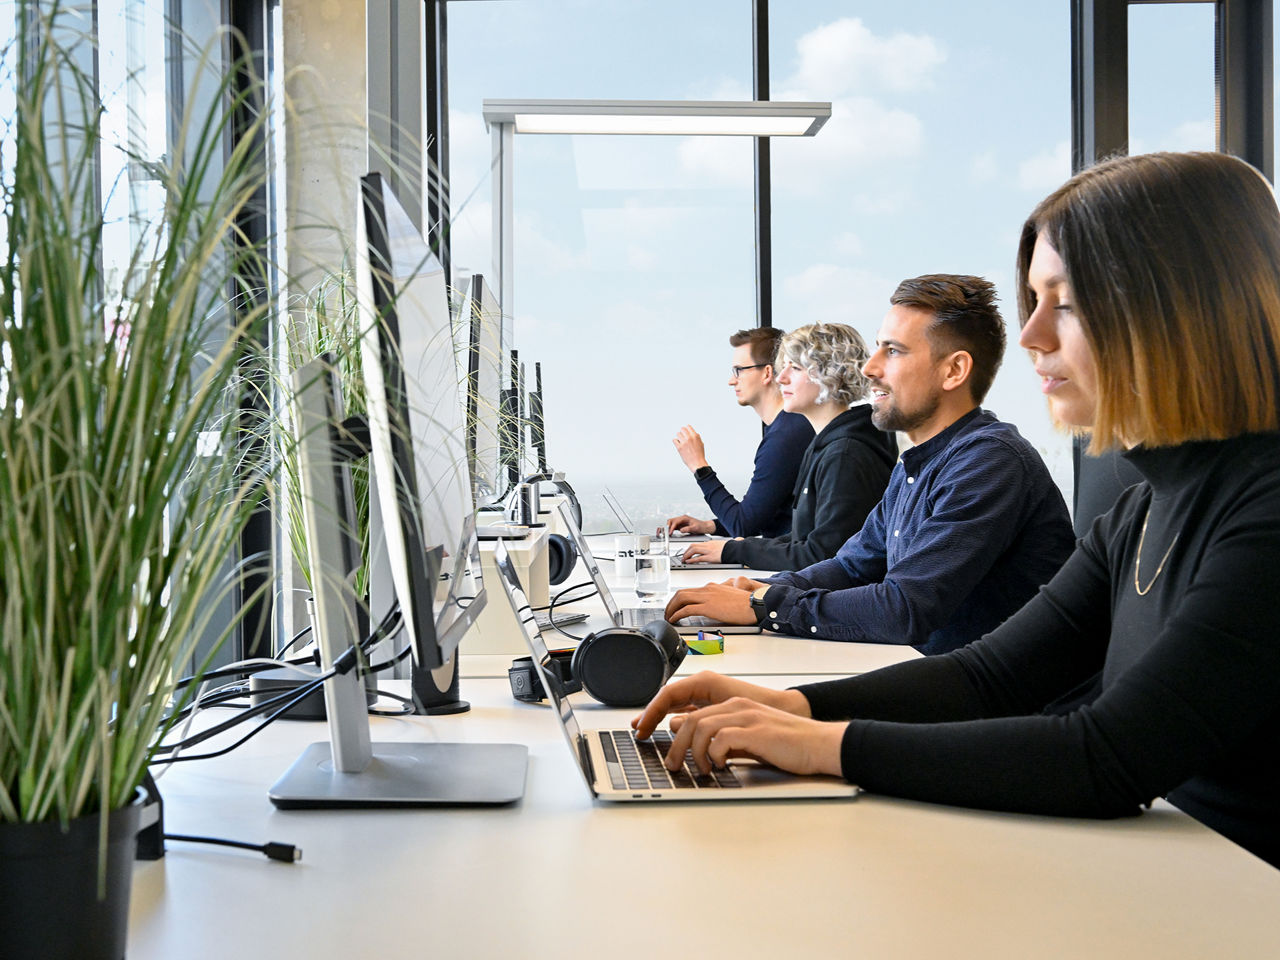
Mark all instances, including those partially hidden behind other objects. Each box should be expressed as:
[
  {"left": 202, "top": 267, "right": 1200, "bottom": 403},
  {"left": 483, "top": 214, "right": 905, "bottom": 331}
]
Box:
[
  {"left": 641, "top": 620, "right": 688, "bottom": 670},
  {"left": 546, "top": 533, "right": 576, "bottom": 586},
  {"left": 573, "top": 629, "right": 667, "bottom": 708}
]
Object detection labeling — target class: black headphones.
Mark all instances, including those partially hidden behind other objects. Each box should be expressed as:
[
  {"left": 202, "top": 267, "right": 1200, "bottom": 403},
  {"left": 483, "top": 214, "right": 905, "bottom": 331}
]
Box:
[
  {"left": 509, "top": 620, "right": 687, "bottom": 708},
  {"left": 520, "top": 472, "right": 583, "bottom": 531},
  {"left": 546, "top": 531, "right": 578, "bottom": 586},
  {"left": 520, "top": 472, "right": 581, "bottom": 586}
]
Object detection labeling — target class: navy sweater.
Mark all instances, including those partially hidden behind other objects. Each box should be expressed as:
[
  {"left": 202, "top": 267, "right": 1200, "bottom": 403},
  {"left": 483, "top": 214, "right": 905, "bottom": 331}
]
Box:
[{"left": 699, "top": 410, "right": 813, "bottom": 538}]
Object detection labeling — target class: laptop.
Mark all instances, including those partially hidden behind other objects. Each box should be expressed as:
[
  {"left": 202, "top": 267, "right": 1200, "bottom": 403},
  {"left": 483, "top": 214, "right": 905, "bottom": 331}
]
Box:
[
  {"left": 668, "top": 546, "right": 746, "bottom": 572},
  {"left": 602, "top": 488, "right": 742, "bottom": 569},
  {"left": 492, "top": 541, "right": 859, "bottom": 803},
  {"left": 556, "top": 501, "right": 761, "bottom": 636}
]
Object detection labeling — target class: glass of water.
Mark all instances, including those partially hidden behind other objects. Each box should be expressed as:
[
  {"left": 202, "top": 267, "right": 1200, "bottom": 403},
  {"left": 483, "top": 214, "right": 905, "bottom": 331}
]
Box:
[{"left": 634, "top": 527, "right": 670, "bottom": 600}]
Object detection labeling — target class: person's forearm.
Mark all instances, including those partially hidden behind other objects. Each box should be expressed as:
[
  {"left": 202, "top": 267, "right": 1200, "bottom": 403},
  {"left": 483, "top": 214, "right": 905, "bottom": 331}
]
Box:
[
  {"left": 722, "top": 528, "right": 842, "bottom": 572},
  {"left": 699, "top": 470, "right": 790, "bottom": 539}
]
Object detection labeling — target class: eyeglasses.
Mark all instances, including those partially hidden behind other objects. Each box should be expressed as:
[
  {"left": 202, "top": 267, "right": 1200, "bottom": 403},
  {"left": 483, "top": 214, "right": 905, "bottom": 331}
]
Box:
[{"left": 730, "top": 363, "right": 768, "bottom": 379}]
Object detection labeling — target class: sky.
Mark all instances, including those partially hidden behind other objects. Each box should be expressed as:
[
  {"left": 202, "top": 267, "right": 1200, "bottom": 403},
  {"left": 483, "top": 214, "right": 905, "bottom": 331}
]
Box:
[{"left": 441, "top": 0, "right": 1222, "bottom": 530}]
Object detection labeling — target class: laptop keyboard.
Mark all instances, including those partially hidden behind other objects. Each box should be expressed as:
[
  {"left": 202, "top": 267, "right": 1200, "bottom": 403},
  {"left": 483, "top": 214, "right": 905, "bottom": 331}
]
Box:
[
  {"left": 598, "top": 729, "right": 742, "bottom": 792},
  {"left": 620, "top": 607, "right": 720, "bottom": 630},
  {"left": 533, "top": 611, "right": 589, "bottom": 631}
]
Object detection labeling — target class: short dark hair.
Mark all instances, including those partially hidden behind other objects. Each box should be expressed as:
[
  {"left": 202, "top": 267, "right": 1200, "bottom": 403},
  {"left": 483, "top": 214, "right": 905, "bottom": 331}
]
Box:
[
  {"left": 890, "top": 275, "right": 1005, "bottom": 404},
  {"left": 728, "top": 327, "right": 784, "bottom": 367}
]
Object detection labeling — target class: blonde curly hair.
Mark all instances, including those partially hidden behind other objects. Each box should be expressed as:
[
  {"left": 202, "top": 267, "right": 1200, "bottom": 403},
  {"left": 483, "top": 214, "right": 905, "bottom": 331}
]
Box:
[{"left": 775, "top": 323, "right": 871, "bottom": 406}]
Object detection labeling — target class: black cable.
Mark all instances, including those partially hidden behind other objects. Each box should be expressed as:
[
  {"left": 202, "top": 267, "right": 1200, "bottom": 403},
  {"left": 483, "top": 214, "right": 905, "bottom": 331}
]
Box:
[
  {"left": 163, "top": 685, "right": 254, "bottom": 723},
  {"left": 546, "top": 580, "right": 598, "bottom": 642},
  {"left": 149, "top": 674, "right": 335, "bottom": 764},
  {"left": 152, "top": 667, "right": 336, "bottom": 756},
  {"left": 366, "top": 642, "right": 413, "bottom": 674},
  {"left": 152, "top": 602, "right": 403, "bottom": 763},
  {"left": 531, "top": 580, "right": 595, "bottom": 611},
  {"left": 368, "top": 688, "right": 415, "bottom": 716},
  {"left": 164, "top": 833, "right": 301, "bottom": 863},
  {"left": 274, "top": 623, "right": 313, "bottom": 658}
]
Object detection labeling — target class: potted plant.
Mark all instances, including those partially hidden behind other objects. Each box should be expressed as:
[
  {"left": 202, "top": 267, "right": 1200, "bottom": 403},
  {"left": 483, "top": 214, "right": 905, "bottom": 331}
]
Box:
[{"left": 0, "top": 4, "right": 275, "bottom": 956}]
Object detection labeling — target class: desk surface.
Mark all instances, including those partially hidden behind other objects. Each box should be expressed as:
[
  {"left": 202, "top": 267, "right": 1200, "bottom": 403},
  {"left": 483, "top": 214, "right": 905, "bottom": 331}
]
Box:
[
  {"left": 128, "top": 678, "right": 1280, "bottom": 959},
  {"left": 461, "top": 551, "right": 919, "bottom": 679}
]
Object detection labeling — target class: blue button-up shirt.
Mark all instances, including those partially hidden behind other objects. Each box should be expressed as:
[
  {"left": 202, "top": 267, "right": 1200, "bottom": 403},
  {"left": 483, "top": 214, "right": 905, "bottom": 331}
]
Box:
[{"left": 762, "top": 408, "right": 1075, "bottom": 654}]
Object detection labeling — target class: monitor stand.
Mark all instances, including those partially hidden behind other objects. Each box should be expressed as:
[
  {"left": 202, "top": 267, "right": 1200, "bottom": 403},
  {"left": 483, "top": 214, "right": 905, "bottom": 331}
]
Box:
[
  {"left": 269, "top": 740, "right": 528, "bottom": 809},
  {"left": 268, "top": 596, "right": 526, "bottom": 809}
]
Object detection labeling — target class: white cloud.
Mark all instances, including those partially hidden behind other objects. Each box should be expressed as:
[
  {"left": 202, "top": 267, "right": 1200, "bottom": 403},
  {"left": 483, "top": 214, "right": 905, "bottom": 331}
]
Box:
[
  {"left": 788, "top": 17, "right": 946, "bottom": 99},
  {"left": 687, "top": 77, "right": 753, "bottom": 102},
  {"left": 780, "top": 262, "right": 895, "bottom": 333},
  {"left": 1017, "top": 140, "right": 1071, "bottom": 193},
  {"left": 677, "top": 136, "right": 754, "bottom": 188},
  {"left": 1166, "top": 119, "right": 1214, "bottom": 152},
  {"left": 772, "top": 95, "right": 925, "bottom": 196}
]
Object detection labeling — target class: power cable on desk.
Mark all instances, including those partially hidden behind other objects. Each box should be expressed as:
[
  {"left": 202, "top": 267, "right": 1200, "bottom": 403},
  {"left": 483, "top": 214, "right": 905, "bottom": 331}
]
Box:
[
  {"left": 164, "top": 833, "right": 301, "bottom": 863},
  {"left": 274, "top": 623, "right": 313, "bottom": 658},
  {"left": 151, "top": 604, "right": 403, "bottom": 766},
  {"left": 149, "top": 670, "right": 339, "bottom": 764},
  {"left": 546, "top": 581, "right": 598, "bottom": 642},
  {"left": 531, "top": 581, "right": 596, "bottom": 611},
  {"left": 368, "top": 688, "right": 415, "bottom": 716}
]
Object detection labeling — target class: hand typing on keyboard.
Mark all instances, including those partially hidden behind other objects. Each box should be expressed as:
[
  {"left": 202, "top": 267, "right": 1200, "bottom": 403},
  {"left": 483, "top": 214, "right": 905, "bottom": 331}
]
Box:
[
  {"left": 679, "top": 538, "right": 729, "bottom": 564},
  {"left": 663, "top": 581, "right": 764, "bottom": 626},
  {"left": 631, "top": 671, "right": 846, "bottom": 779}
]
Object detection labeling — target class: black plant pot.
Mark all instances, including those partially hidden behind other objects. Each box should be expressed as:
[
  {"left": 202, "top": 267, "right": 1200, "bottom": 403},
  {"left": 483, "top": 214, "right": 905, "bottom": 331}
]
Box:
[{"left": 0, "top": 796, "right": 142, "bottom": 960}]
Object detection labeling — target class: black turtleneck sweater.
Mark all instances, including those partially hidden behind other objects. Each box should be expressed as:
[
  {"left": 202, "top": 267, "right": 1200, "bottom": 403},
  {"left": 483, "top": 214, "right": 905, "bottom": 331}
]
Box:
[
  {"left": 797, "top": 433, "right": 1280, "bottom": 868},
  {"left": 720, "top": 404, "right": 895, "bottom": 571}
]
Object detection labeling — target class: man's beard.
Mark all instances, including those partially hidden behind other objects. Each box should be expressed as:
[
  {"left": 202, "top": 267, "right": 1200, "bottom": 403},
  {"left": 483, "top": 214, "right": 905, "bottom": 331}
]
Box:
[{"left": 869, "top": 385, "right": 941, "bottom": 434}]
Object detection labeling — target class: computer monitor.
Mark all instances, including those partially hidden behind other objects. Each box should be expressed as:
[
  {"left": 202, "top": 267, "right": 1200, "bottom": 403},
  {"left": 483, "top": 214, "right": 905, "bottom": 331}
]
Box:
[
  {"left": 355, "top": 171, "right": 480, "bottom": 673},
  {"left": 529, "top": 361, "right": 547, "bottom": 474},
  {"left": 267, "top": 177, "right": 528, "bottom": 808},
  {"left": 463, "top": 273, "right": 504, "bottom": 506},
  {"left": 499, "top": 349, "right": 523, "bottom": 490}
]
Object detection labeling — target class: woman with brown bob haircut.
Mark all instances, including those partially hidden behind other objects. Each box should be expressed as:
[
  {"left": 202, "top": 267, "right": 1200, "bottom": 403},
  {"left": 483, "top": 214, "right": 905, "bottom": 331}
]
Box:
[{"left": 635, "top": 151, "right": 1280, "bottom": 868}]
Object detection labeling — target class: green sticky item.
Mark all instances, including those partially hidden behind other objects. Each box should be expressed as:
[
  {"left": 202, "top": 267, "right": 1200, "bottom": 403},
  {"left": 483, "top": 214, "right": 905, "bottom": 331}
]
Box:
[{"left": 687, "top": 632, "right": 724, "bottom": 655}]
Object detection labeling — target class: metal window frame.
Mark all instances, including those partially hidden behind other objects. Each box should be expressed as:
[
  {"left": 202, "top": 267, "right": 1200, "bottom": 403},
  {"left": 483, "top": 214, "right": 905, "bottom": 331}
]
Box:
[{"left": 1070, "top": 0, "right": 1273, "bottom": 532}]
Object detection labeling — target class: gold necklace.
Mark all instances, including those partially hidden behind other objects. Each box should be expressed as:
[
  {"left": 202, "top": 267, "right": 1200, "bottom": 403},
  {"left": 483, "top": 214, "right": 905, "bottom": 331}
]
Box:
[{"left": 1133, "top": 505, "right": 1179, "bottom": 596}]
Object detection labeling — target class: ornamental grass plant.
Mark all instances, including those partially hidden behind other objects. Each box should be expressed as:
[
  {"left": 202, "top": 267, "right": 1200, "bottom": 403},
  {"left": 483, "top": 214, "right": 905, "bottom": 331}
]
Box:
[{"left": 0, "top": 0, "right": 275, "bottom": 846}]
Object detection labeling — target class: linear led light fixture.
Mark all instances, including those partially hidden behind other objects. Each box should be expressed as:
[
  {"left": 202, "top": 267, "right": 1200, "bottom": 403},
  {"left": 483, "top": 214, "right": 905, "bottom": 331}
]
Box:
[{"left": 482, "top": 99, "right": 831, "bottom": 137}]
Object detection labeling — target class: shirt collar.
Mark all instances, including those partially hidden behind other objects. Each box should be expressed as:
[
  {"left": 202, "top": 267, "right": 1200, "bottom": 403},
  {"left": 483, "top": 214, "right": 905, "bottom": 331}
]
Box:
[{"left": 899, "top": 407, "right": 987, "bottom": 474}]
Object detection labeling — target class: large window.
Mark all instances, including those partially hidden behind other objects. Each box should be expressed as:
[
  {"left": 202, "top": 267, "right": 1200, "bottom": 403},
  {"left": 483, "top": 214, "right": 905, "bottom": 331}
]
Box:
[
  {"left": 446, "top": 1, "right": 1219, "bottom": 531},
  {"left": 2, "top": 0, "right": 278, "bottom": 662},
  {"left": 448, "top": 1, "right": 755, "bottom": 531}
]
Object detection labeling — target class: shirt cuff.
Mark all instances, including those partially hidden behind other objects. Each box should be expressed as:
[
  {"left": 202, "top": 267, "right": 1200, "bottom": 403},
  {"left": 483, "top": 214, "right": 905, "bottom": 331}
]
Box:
[{"left": 758, "top": 583, "right": 796, "bottom": 633}]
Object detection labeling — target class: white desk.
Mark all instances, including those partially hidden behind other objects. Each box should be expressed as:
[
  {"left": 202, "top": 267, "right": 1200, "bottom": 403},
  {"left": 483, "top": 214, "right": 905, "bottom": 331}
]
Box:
[
  {"left": 128, "top": 678, "right": 1280, "bottom": 959},
  {"left": 460, "top": 545, "right": 916, "bottom": 679},
  {"left": 461, "top": 630, "right": 918, "bottom": 680}
]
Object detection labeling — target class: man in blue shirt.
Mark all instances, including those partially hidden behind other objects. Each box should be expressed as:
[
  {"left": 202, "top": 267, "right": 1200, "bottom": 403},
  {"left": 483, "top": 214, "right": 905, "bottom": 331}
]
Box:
[
  {"left": 667, "top": 327, "right": 813, "bottom": 539},
  {"left": 664, "top": 275, "right": 1074, "bottom": 655}
]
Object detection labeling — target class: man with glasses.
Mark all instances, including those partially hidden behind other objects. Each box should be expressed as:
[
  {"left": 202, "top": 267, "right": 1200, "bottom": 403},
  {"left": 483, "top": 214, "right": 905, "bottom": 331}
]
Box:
[{"left": 667, "top": 327, "right": 814, "bottom": 539}]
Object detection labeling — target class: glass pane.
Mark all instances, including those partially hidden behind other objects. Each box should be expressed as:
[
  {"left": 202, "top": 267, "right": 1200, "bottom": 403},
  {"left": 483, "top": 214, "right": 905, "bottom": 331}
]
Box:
[
  {"left": 1129, "top": 2, "right": 1216, "bottom": 153},
  {"left": 448, "top": 0, "right": 754, "bottom": 531},
  {"left": 769, "top": 1, "right": 1073, "bottom": 496}
]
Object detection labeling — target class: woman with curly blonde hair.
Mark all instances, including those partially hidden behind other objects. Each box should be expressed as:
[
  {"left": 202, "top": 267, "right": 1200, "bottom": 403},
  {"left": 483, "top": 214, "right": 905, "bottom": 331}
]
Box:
[{"left": 680, "top": 322, "right": 896, "bottom": 571}]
